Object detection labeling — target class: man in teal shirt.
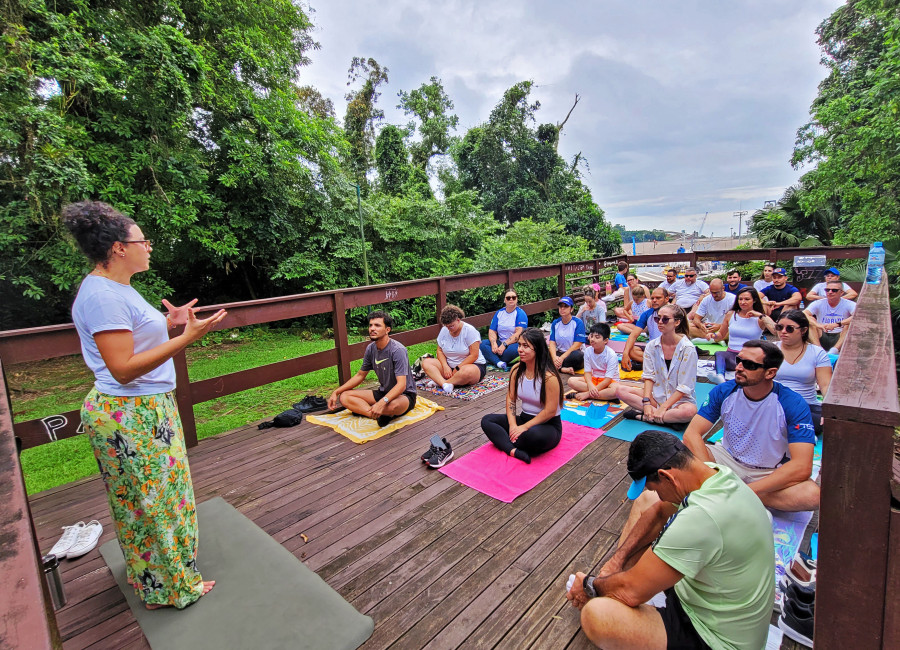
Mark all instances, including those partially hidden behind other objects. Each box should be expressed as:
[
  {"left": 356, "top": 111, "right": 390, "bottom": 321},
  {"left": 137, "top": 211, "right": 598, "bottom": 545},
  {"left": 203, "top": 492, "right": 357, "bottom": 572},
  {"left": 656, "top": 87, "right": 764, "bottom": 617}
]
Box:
[{"left": 567, "top": 431, "right": 774, "bottom": 649}]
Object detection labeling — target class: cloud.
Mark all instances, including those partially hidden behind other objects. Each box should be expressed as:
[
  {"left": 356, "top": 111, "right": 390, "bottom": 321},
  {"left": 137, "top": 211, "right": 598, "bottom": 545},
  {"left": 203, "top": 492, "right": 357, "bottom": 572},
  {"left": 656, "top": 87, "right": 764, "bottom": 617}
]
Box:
[{"left": 300, "top": 0, "right": 843, "bottom": 230}]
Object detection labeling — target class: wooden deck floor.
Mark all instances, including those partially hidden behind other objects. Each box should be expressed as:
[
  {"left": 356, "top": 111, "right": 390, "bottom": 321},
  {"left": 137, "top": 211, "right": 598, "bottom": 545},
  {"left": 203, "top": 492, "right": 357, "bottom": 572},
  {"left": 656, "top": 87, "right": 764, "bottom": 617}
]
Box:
[{"left": 29, "top": 379, "right": 803, "bottom": 649}]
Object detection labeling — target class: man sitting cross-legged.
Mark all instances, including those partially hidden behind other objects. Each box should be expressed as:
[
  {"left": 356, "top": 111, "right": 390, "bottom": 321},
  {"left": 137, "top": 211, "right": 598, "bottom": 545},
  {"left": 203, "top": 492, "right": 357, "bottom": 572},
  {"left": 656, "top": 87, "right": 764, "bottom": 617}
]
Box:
[
  {"left": 682, "top": 339, "right": 820, "bottom": 511},
  {"left": 327, "top": 310, "right": 417, "bottom": 428},
  {"left": 567, "top": 430, "right": 775, "bottom": 650},
  {"left": 565, "top": 323, "right": 620, "bottom": 401}
]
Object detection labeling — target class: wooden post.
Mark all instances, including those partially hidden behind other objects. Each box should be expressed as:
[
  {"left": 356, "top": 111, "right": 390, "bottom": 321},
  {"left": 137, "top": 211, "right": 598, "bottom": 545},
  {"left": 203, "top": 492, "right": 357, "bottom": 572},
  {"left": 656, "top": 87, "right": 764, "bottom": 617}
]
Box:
[
  {"left": 884, "top": 501, "right": 900, "bottom": 647},
  {"left": 506, "top": 269, "right": 514, "bottom": 292},
  {"left": 592, "top": 259, "right": 599, "bottom": 284},
  {"left": 769, "top": 248, "right": 778, "bottom": 266},
  {"left": 558, "top": 264, "right": 566, "bottom": 298},
  {"left": 172, "top": 352, "right": 198, "bottom": 448},
  {"left": 333, "top": 291, "right": 351, "bottom": 385},
  {"left": 437, "top": 277, "right": 447, "bottom": 323}
]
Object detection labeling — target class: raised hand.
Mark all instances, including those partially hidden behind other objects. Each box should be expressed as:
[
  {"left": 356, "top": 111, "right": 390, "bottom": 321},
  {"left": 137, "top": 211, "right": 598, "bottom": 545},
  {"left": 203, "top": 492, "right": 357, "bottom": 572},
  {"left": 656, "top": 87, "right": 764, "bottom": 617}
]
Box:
[
  {"left": 161, "top": 298, "right": 199, "bottom": 326},
  {"left": 183, "top": 308, "right": 227, "bottom": 342}
]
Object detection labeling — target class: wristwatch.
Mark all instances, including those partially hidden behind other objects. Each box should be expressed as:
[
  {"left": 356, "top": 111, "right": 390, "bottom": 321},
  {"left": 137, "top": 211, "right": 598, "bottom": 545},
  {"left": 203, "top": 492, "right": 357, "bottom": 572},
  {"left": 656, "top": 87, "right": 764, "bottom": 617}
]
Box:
[
  {"left": 642, "top": 397, "right": 652, "bottom": 404},
  {"left": 383, "top": 397, "right": 390, "bottom": 403},
  {"left": 583, "top": 575, "right": 598, "bottom": 598}
]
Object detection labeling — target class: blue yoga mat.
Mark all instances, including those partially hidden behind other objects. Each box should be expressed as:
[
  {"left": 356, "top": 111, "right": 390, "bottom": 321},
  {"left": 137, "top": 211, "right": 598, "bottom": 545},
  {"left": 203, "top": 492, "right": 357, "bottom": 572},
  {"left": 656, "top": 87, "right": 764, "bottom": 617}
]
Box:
[
  {"left": 605, "top": 383, "right": 718, "bottom": 442},
  {"left": 560, "top": 403, "right": 618, "bottom": 429}
]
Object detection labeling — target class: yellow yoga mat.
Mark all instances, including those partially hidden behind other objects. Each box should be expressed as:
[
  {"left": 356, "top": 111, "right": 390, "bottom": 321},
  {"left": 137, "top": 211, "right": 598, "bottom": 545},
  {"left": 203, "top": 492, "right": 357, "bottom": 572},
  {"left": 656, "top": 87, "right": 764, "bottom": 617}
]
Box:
[{"left": 307, "top": 397, "right": 444, "bottom": 444}]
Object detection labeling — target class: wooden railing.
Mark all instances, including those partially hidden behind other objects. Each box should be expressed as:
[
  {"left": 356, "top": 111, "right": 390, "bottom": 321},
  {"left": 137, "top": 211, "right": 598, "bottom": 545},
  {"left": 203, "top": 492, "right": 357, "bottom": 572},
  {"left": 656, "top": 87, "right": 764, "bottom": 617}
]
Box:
[
  {"left": 0, "top": 245, "right": 869, "bottom": 450},
  {"left": 3, "top": 243, "right": 894, "bottom": 646}
]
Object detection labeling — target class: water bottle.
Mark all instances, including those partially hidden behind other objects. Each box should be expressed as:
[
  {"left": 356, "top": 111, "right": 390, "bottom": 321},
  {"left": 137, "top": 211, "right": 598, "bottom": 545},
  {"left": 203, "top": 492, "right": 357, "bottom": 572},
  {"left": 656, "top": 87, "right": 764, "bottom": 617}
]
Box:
[
  {"left": 866, "top": 242, "right": 885, "bottom": 284},
  {"left": 605, "top": 280, "right": 612, "bottom": 295}
]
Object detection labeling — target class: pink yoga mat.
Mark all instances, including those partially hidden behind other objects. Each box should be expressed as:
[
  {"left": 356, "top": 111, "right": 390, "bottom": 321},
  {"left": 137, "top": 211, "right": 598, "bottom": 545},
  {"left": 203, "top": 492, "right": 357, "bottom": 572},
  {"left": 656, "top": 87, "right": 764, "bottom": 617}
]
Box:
[{"left": 439, "top": 422, "right": 605, "bottom": 502}]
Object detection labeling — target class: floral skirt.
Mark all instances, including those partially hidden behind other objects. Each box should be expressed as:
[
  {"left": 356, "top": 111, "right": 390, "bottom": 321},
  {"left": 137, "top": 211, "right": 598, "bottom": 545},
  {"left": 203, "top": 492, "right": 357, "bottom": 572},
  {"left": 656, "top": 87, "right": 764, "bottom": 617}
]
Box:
[{"left": 82, "top": 388, "right": 204, "bottom": 608}]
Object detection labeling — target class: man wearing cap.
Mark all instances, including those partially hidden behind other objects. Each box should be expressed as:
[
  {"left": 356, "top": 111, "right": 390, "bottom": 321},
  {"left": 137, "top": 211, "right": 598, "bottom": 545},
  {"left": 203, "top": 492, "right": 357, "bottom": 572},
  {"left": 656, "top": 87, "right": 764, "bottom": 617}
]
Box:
[
  {"left": 549, "top": 297, "right": 587, "bottom": 373},
  {"left": 668, "top": 267, "right": 710, "bottom": 310},
  {"left": 760, "top": 268, "right": 801, "bottom": 321},
  {"left": 566, "top": 430, "right": 775, "bottom": 649},
  {"left": 683, "top": 340, "right": 819, "bottom": 511},
  {"left": 620, "top": 287, "right": 669, "bottom": 372},
  {"left": 806, "top": 267, "right": 858, "bottom": 302},
  {"left": 804, "top": 280, "right": 856, "bottom": 353}
]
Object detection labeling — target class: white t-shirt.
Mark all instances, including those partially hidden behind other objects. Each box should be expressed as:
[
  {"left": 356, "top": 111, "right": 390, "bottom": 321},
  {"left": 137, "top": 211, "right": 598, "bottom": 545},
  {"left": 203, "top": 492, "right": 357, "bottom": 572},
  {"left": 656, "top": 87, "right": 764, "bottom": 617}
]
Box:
[
  {"left": 775, "top": 343, "right": 831, "bottom": 404},
  {"left": 810, "top": 281, "right": 851, "bottom": 297},
  {"left": 806, "top": 298, "right": 856, "bottom": 333},
  {"left": 583, "top": 345, "right": 620, "bottom": 380},
  {"left": 631, "top": 299, "right": 650, "bottom": 322},
  {"left": 658, "top": 279, "right": 677, "bottom": 296},
  {"left": 725, "top": 312, "right": 765, "bottom": 351},
  {"left": 671, "top": 279, "right": 710, "bottom": 308},
  {"left": 753, "top": 279, "right": 772, "bottom": 293},
  {"left": 493, "top": 308, "right": 522, "bottom": 341},
  {"left": 437, "top": 322, "right": 485, "bottom": 367},
  {"left": 696, "top": 293, "right": 736, "bottom": 324},
  {"left": 72, "top": 275, "right": 176, "bottom": 395}
]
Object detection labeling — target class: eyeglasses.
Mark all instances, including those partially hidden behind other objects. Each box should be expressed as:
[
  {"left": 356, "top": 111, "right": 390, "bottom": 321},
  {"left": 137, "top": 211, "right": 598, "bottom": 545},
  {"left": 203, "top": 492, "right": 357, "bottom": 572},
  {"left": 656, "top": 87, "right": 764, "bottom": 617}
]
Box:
[
  {"left": 505, "top": 295, "right": 518, "bottom": 300},
  {"left": 824, "top": 288, "right": 841, "bottom": 293},
  {"left": 775, "top": 324, "right": 799, "bottom": 333},
  {"left": 652, "top": 315, "right": 677, "bottom": 324},
  {"left": 735, "top": 356, "right": 765, "bottom": 371},
  {"left": 684, "top": 274, "right": 696, "bottom": 278},
  {"left": 120, "top": 239, "right": 152, "bottom": 248}
]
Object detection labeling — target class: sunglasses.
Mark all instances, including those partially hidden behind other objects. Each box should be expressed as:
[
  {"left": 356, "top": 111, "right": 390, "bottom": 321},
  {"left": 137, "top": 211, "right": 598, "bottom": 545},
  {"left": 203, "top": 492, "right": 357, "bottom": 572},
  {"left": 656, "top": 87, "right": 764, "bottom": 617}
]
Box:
[
  {"left": 774, "top": 323, "right": 801, "bottom": 333},
  {"left": 824, "top": 288, "right": 841, "bottom": 293},
  {"left": 505, "top": 295, "right": 518, "bottom": 300},
  {"left": 735, "top": 356, "right": 765, "bottom": 371},
  {"left": 685, "top": 274, "right": 696, "bottom": 278},
  {"left": 652, "top": 315, "right": 678, "bottom": 324}
]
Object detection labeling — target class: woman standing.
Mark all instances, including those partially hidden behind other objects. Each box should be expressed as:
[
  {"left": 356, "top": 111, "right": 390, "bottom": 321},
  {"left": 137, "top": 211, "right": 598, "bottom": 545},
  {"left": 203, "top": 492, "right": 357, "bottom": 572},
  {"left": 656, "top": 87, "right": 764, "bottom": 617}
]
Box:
[
  {"left": 774, "top": 310, "right": 832, "bottom": 435},
  {"left": 754, "top": 264, "right": 775, "bottom": 293},
  {"left": 481, "top": 328, "right": 564, "bottom": 463},
  {"left": 617, "top": 304, "right": 698, "bottom": 425},
  {"left": 64, "top": 201, "right": 226, "bottom": 609},
  {"left": 708, "top": 287, "right": 775, "bottom": 380},
  {"left": 549, "top": 297, "right": 586, "bottom": 375},
  {"left": 480, "top": 290, "right": 528, "bottom": 370}
]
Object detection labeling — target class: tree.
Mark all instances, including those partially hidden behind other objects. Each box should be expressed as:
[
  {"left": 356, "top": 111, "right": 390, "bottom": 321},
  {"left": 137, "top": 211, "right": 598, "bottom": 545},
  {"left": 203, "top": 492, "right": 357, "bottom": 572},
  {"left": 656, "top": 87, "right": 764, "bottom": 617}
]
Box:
[
  {"left": 296, "top": 85, "right": 335, "bottom": 119},
  {"left": 397, "top": 77, "right": 459, "bottom": 170},
  {"left": 374, "top": 125, "right": 409, "bottom": 196},
  {"left": 748, "top": 183, "right": 840, "bottom": 248},
  {"left": 343, "top": 57, "right": 389, "bottom": 189}
]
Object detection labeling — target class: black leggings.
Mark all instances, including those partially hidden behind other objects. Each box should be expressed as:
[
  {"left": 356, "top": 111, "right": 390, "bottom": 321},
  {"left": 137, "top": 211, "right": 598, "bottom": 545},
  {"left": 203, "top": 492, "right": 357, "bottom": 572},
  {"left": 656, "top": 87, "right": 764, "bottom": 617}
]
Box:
[
  {"left": 560, "top": 348, "right": 584, "bottom": 371},
  {"left": 481, "top": 412, "right": 563, "bottom": 457}
]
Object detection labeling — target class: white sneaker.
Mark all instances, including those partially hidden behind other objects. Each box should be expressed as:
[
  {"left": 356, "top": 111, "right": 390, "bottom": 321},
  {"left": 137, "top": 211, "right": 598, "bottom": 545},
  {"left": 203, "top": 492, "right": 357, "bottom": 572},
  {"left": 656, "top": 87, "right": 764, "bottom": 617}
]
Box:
[
  {"left": 828, "top": 347, "right": 839, "bottom": 355},
  {"left": 424, "top": 379, "right": 437, "bottom": 389},
  {"left": 442, "top": 383, "right": 454, "bottom": 394},
  {"left": 66, "top": 520, "right": 103, "bottom": 559},
  {"left": 49, "top": 521, "right": 86, "bottom": 559},
  {"left": 497, "top": 361, "right": 508, "bottom": 371}
]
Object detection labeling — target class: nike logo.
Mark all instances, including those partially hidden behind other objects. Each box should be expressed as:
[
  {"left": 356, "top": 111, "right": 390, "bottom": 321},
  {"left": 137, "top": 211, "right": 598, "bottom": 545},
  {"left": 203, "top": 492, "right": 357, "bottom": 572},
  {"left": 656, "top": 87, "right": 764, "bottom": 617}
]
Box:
[{"left": 375, "top": 358, "right": 387, "bottom": 365}]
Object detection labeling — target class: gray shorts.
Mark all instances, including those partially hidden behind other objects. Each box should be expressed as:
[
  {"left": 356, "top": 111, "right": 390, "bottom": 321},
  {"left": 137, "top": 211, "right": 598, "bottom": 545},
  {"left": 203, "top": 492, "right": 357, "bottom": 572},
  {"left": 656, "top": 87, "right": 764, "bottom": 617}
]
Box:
[{"left": 708, "top": 443, "right": 776, "bottom": 483}]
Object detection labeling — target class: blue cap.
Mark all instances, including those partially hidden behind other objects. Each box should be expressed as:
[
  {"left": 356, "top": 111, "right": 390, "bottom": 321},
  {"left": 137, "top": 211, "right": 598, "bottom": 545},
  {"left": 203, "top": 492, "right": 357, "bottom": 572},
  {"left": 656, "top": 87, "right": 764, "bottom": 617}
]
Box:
[
  {"left": 772, "top": 267, "right": 787, "bottom": 276},
  {"left": 627, "top": 476, "right": 648, "bottom": 500},
  {"left": 558, "top": 296, "right": 575, "bottom": 307},
  {"left": 826, "top": 267, "right": 840, "bottom": 276}
]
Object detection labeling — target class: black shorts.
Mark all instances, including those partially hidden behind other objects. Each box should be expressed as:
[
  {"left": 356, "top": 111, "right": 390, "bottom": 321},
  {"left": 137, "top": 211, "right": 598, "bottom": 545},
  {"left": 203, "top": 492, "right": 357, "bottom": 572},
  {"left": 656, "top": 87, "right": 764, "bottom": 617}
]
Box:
[
  {"left": 474, "top": 363, "right": 487, "bottom": 381},
  {"left": 372, "top": 390, "right": 417, "bottom": 415},
  {"left": 655, "top": 588, "right": 711, "bottom": 649}
]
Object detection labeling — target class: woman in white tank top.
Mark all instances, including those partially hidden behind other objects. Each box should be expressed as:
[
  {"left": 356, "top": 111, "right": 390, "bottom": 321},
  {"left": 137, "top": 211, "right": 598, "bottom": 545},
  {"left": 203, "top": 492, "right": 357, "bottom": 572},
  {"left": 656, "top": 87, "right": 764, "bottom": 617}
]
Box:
[
  {"left": 481, "top": 328, "right": 564, "bottom": 463},
  {"left": 708, "top": 287, "right": 776, "bottom": 379}
]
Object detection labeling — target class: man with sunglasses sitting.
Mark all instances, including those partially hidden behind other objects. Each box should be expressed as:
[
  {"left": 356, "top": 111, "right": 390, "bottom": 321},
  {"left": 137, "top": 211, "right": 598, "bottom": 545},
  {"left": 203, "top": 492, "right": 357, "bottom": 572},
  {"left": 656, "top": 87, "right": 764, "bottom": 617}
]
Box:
[
  {"left": 668, "top": 268, "right": 709, "bottom": 310},
  {"left": 682, "top": 340, "right": 819, "bottom": 512},
  {"left": 803, "top": 280, "right": 856, "bottom": 354}
]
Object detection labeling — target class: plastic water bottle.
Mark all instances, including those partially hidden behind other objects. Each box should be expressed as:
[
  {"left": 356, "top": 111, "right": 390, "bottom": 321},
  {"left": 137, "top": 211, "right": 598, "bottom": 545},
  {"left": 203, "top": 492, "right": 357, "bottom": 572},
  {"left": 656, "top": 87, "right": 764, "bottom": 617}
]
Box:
[
  {"left": 605, "top": 280, "right": 612, "bottom": 295},
  {"left": 866, "top": 242, "right": 885, "bottom": 284}
]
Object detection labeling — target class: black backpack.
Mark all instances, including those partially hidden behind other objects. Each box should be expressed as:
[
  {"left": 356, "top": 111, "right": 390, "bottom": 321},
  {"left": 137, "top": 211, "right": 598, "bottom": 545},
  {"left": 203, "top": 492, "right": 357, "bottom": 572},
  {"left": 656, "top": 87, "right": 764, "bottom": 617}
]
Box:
[{"left": 258, "top": 408, "right": 304, "bottom": 429}]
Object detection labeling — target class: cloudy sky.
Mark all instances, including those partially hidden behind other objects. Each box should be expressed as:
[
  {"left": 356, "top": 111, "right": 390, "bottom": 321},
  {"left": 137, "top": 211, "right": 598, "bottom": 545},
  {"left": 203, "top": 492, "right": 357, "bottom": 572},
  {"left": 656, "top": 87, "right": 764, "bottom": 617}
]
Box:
[{"left": 298, "top": 0, "right": 843, "bottom": 237}]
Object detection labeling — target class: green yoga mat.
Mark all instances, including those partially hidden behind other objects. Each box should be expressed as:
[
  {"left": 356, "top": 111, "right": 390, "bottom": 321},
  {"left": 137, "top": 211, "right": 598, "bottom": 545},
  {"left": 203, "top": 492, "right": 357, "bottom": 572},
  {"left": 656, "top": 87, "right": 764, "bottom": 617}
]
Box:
[
  {"left": 100, "top": 497, "right": 374, "bottom": 650},
  {"left": 693, "top": 340, "right": 727, "bottom": 354}
]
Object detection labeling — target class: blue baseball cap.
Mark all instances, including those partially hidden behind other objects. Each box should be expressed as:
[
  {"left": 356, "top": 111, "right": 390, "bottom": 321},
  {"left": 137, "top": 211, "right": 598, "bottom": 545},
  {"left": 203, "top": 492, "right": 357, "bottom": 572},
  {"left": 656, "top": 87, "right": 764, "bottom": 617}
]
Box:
[
  {"left": 558, "top": 296, "right": 575, "bottom": 307},
  {"left": 772, "top": 267, "right": 787, "bottom": 276},
  {"left": 626, "top": 433, "right": 689, "bottom": 499},
  {"left": 825, "top": 267, "right": 840, "bottom": 276}
]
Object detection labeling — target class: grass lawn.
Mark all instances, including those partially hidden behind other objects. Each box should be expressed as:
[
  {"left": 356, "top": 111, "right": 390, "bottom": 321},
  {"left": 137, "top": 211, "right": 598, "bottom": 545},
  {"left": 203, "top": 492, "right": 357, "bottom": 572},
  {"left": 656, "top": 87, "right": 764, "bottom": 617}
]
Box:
[{"left": 12, "top": 329, "right": 437, "bottom": 495}]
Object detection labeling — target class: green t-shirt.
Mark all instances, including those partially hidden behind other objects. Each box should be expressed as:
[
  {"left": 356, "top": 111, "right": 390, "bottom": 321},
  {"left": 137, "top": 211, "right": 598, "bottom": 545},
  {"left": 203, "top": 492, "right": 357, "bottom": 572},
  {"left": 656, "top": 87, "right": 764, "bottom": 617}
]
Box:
[{"left": 652, "top": 464, "right": 775, "bottom": 650}]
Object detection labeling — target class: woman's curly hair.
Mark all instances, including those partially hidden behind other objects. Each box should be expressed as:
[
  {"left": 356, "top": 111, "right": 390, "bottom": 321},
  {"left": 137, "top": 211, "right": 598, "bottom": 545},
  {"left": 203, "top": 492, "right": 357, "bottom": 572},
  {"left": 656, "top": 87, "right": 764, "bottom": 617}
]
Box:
[{"left": 62, "top": 201, "right": 136, "bottom": 265}]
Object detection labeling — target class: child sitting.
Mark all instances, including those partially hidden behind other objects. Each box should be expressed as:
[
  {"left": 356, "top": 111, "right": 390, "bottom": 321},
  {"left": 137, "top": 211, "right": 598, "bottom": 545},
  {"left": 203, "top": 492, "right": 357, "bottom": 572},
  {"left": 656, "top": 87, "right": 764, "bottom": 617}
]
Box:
[{"left": 565, "top": 323, "right": 620, "bottom": 401}]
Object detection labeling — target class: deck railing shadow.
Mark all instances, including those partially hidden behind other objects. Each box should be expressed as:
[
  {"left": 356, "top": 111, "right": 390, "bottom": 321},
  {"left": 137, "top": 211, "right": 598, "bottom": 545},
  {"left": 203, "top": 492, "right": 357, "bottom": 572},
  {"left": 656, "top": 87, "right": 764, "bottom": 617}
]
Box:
[{"left": 3, "top": 244, "right": 897, "bottom": 648}]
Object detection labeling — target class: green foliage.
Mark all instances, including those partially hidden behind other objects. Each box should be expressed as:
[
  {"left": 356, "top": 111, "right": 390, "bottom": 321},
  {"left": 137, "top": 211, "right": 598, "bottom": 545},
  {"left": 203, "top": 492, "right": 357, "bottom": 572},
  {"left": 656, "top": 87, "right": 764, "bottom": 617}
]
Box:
[
  {"left": 748, "top": 184, "right": 840, "bottom": 248},
  {"left": 614, "top": 226, "right": 671, "bottom": 242},
  {"left": 343, "top": 57, "right": 389, "bottom": 188},
  {"left": 374, "top": 125, "right": 409, "bottom": 196},
  {"left": 397, "top": 77, "right": 459, "bottom": 170}
]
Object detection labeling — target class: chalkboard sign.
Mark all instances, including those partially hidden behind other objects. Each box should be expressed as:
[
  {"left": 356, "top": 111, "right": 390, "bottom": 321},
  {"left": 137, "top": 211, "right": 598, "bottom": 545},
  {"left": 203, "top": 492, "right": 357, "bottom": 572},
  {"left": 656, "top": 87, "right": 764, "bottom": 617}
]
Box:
[
  {"left": 793, "top": 255, "right": 828, "bottom": 290},
  {"left": 793, "top": 255, "right": 826, "bottom": 267}
]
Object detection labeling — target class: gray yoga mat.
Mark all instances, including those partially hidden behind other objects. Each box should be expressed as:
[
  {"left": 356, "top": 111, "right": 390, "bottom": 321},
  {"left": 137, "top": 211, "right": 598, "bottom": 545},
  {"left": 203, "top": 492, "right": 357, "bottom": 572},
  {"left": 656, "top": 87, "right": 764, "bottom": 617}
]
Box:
[{"left": 100, "top": 497, "right": 374, "bottom": 650}]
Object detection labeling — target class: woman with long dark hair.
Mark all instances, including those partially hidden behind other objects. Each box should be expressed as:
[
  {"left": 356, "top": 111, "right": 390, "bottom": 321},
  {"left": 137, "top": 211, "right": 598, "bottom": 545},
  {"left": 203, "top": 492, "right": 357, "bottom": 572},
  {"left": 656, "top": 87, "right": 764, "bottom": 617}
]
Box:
[
  {"left": 480, "top": 328, "right": 564, "bottom": 463},
  {"left": 616, "top": 304, "right": 698, "bottom": 425},
  {"left": 774, "top": 310, "right": 832, "bottom": 435},
  {"left": 63, "top": 201, "right": 226, "bottom": 609},
  {"left": 708, "top": 287, "right": 776, "bottom": 381}
]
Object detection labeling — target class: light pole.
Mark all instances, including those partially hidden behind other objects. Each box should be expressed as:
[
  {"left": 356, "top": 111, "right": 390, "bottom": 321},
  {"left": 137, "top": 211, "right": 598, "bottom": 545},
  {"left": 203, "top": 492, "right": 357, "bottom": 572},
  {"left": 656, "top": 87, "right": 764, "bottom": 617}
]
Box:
[{"left": 733, "top": 210, "right": 748, "bottom": 245}]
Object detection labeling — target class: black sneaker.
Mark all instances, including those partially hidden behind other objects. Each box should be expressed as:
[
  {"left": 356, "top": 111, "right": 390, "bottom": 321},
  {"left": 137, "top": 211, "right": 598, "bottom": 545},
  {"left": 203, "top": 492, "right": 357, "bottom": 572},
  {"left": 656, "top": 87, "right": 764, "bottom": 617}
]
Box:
[
  {"left": 421, "top": 435, "right": 449, "bottom": 463},
  {"left": 426, "top": 442, "right": 453, "bottom": 468},
  {"left": 292, "top": 396, "right": 327, "bottom": 413},
  {"left": 778, "top": 598, "right": 814, "bottom": 647}
]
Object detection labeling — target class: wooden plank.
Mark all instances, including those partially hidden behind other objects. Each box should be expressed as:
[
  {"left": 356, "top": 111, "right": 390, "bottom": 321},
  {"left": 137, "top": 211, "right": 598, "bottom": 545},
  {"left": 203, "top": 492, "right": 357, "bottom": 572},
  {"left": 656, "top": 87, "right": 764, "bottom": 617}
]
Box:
[
  {"left": 0, "top": 359, "right": 62, "bottom": 649},
  {"left": 883, "top": 505, "right": 900, "bottom": 649},
  {"left": 13, "top": 408, "right": 84, "bottom": 450},
  {"left": 815, "top": 418, "right": 893, "bottom": 649},
  {"left": 333, "top": 292, "right": 352, "bottom": 384},
  {"left": 172, "top": 351, "right": 198, "bottom": 447}
]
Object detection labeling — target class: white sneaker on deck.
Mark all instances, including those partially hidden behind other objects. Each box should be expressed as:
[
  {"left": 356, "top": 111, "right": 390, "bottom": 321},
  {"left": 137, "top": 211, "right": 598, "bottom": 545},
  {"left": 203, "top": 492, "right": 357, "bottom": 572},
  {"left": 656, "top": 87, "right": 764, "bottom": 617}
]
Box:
[
  {"left": 49, "top": 521, "right": 86, "bottom": 559},
  {"left": 66, "top": 520, "right": 103, "bottom": 559}
]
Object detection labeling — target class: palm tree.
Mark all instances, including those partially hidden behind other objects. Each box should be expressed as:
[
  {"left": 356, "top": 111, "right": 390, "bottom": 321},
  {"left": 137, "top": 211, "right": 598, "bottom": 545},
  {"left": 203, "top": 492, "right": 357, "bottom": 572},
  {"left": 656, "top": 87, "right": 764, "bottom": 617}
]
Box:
[{"left": 749, "top": 182, "right": 841, "bottom": 247}]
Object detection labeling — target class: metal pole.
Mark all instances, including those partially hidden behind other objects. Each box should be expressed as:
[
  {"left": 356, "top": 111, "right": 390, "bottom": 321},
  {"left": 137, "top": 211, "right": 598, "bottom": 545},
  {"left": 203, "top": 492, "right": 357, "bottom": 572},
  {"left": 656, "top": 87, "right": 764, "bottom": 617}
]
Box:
[{"left": 356, "top": 184, "right": 371, "bottom": 287}]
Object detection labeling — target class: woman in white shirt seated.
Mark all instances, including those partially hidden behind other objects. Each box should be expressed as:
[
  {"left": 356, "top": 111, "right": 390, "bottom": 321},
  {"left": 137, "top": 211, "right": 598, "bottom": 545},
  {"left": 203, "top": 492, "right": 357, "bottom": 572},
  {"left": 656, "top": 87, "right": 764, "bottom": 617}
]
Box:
[
  {"left": 774, "top": 309, "right": 832, "bottom": 435},
  {"left": 616, "top": 304, "right": 698, "bottom": 426},
  {"left": 708, "top": 287, "right": 776, "bottom": 380},
  {"left": 481, "top": 328, "right": 563, "bottom": 463},
  {"left": 575, "top": 285, "right": 606, "bottom": 329},
  {"left": 753, "top": 264, "right": 775, "bottom": 293},
  {"left": 421, "top": 304, "right": 487, "bottom": 393}
]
